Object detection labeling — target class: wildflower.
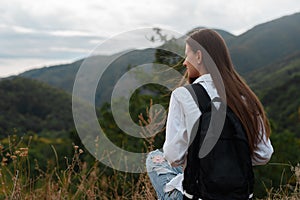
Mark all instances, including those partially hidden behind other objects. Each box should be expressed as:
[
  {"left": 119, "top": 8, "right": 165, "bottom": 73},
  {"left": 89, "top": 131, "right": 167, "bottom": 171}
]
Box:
[
  {"left": 19, "top": 147, "right": 28, "bottom": 157},
  {"left": 19, "top": 152, "right": 28, "bottom": 157},
  {"left": 79, "top": 149, "right": 84, "bottom": 154},
  {"left": 74, "top": 145, "right": 79, "bottom": 150},
  {"left": 11, "top": 155, "right": 17, "bottom": 160},
  {"left": 1, "top": 157, "right": 8, "bottom": 166}
]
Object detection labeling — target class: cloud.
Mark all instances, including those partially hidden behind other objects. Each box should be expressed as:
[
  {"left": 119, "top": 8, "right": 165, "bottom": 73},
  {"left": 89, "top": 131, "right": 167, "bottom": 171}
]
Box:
[
  {"left": 0, "top": 57, "right": 74, "bottom": 77},
  {"left": 191, "top": 0, "right": 300, "bottom": 34},
  {"left": 0, "top": 0, "right": 299, "bottom": 77},
  {"left": 0, "top": 27, "right": 103, "bottom": 58}
]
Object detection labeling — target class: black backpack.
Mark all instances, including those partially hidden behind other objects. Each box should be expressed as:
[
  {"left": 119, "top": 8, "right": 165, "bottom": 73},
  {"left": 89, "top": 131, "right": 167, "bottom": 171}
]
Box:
[{"left": 182, "top": 83, "right": 254, "bottom": 200}]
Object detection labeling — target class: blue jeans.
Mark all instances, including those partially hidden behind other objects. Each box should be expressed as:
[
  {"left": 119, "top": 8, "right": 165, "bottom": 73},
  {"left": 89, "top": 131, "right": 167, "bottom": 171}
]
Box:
[{"left": 146, "top": 150, "right": 183, "bottom": 200}]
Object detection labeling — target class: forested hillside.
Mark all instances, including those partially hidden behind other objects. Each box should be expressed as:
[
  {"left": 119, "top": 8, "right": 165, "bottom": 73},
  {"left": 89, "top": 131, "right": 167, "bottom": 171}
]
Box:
[
  {"left": 0, "top": 77, "right": 74, "bottom": 138},
  {"left": 228, "top": 12, "right": 300, "bottom": 74},
  {"left": 245, "top": 53, "right": 300, "bottom": 136}
]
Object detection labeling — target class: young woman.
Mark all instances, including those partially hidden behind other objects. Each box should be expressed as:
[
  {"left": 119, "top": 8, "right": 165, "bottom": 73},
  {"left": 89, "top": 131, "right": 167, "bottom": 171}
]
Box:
[{"left": 146, "top": 29, "right": 274, "bottom": 200}]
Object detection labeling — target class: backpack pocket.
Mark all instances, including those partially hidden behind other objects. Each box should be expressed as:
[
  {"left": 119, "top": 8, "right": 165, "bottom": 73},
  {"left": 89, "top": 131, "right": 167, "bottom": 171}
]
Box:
[{"left": 200, "top": 138, "right": 248, "bottom": 194}]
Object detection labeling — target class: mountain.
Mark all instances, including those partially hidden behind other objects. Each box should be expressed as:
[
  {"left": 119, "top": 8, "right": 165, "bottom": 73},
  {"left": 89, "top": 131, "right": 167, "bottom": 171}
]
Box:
[
  {"left": 21, "top": 49, "right": 156, "bottom": 106},
  {"left": 186, "top": 27, "right": 236, "bottom": 41},
  {"left": 16, "top": 12, "right": 300, "bottom": 136},
  {"left": 20, "top": 59, "right": 84, "bottom": 93},
  {"left": 215, "top": 29, "right": 236, "bottom": 41},
  {"left": 228, "top": 12, "right": 300, "bottom": 74},
  {"left": 243, "top": 52, "right": 300, "bottom": 136},
  {"left": 0, "top": 77, "right": 74, "bottom": 137},
  {"left": 165, "top": 12, "right": 300, "bottom": 75},
  {"left": 18, "top": 28, "right": 239, "bottom": 108},
  {"left": 20, "top": 13, "right": 300, "bottom": 88},
  {"left": 246, "top": 52, "right": 300, "bottom": 96}
]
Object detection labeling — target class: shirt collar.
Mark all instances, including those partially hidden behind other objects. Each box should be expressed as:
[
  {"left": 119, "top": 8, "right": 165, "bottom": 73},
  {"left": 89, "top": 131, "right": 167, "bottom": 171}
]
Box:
[{"left": 192, "top": 73, "right": 213, "bottom": 84}]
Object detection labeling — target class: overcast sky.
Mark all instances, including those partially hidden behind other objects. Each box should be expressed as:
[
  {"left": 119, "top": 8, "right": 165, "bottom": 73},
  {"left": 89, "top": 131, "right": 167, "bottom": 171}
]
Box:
[{"left": 0, "top": 0, "right": 299, "bottom": 78}]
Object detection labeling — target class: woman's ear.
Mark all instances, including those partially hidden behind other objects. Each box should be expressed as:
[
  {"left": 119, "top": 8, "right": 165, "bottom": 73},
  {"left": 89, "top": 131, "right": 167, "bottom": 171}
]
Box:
[{"left": 196, "top": 50, "right": 202, "bottom": 64}]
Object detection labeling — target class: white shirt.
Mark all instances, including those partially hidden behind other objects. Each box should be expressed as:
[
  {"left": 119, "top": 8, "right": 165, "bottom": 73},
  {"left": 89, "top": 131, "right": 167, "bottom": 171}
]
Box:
[{"left": 162, "top": 74, "right": 274, "bottom": 193}]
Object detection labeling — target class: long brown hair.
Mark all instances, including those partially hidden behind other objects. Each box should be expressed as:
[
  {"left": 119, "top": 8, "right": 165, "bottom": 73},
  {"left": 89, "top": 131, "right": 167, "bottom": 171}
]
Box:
[{"left": 186, "top": 29, "right": 271, "bottom": 154}]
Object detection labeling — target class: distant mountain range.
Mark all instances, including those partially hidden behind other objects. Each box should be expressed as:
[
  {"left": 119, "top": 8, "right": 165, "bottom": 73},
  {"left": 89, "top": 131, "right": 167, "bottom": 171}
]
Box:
[
  {"left": 19, "top": 12, "right": 300, "bottom": 82},
  {"left": 0, "top": 12, "right": 299, "bottom": 137},
  {"left": 20, "top": 49, "right": 156, "bottom": 107},
  {"left": 228, "top": 12, "right": 300, "bottom": 74}
]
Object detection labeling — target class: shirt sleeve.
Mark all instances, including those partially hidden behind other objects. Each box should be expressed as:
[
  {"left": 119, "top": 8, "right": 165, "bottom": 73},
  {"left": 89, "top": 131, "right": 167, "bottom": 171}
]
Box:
[
  {"left": 252, "top": 118, "right": 274, "bottom": 165},
  {"left": 163, "top": 90, "right": 189, "bottom": 166}
]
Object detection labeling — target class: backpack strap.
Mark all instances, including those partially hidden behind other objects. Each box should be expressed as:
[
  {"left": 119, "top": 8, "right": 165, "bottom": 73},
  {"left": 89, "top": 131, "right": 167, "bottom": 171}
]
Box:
[{"left": 184, "top": 83, "right": 211, "bottom": 113}]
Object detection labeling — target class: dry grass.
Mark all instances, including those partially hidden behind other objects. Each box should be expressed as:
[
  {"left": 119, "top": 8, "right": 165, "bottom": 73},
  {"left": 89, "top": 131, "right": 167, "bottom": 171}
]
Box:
[
  {"left": 0, "top": 102, "right": 161, "bottom": 200},
  {"left": 0, "top": 101, "right": 299, "bottom": 199},
  {"left": 263, "top": 163, "right": 300, "bottom": 200},
  {"left": 0, "top": 134, "right": 158, "bottom": 200},
  {"left": 2, "top": 138, "right": 299, "bottom": 200}
]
